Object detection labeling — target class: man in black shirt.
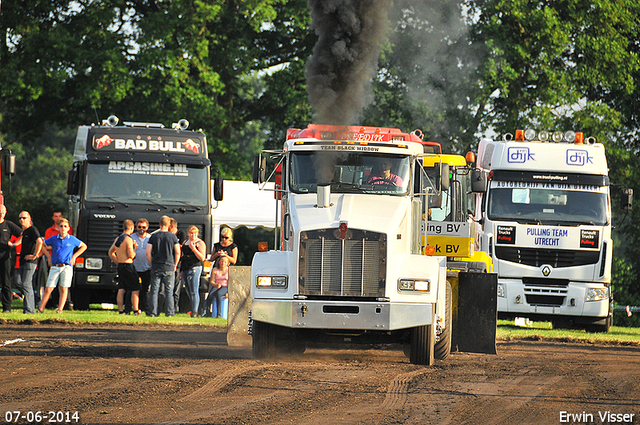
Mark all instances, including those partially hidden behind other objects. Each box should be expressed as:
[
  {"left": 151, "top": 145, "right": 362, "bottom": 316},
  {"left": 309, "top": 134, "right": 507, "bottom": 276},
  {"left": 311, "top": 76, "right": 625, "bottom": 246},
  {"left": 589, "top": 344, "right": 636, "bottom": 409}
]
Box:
[
  {"left": 146, "top": 216, "right": 180, "bottom": 317},
  {"left": 16, "top": 211, "right": 42, "bottom": 314},
  {"left": 0, "top": 205, "right": 23, "bottom": 313}
]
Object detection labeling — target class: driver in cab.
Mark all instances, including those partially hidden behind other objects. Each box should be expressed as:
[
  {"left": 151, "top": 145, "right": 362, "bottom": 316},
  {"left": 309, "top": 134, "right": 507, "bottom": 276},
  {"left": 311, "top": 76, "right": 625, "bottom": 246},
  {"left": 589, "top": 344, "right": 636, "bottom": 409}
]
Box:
[{"left": 367, "top": 159, "right": 403, "bottom": 186}]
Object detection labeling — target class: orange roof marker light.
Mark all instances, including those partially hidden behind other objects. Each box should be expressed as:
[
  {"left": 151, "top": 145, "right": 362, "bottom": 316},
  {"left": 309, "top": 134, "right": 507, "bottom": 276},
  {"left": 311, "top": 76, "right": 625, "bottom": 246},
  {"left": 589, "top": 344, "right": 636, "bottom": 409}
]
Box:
[{"left": 514, "top": 129, "right": 525, "bottom": 141}]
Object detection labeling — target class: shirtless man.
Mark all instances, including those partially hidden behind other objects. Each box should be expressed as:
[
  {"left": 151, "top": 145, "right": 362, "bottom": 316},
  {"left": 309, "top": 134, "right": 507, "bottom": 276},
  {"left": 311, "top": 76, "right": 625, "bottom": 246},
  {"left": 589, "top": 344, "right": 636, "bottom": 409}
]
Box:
[{"left": 108, "top": 220, "right": 141, "bottom": 314}]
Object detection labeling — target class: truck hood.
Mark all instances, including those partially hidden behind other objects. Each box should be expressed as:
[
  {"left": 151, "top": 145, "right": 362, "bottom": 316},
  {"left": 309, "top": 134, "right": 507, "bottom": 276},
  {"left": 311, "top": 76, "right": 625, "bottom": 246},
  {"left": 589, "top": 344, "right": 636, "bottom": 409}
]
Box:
[{"left": 290, "top": 193, "right": 409, "bottom": 235}]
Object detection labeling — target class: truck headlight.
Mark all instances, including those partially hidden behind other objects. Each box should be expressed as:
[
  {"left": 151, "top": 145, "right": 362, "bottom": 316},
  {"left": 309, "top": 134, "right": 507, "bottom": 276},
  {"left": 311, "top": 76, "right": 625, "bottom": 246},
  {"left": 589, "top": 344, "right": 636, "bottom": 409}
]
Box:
[
  {"left": 256, "top": 275, "right": 288, "bottom": 288},
  {"left": 585, "top": 287, "right": 609, "bottom": 302},
  {"left": 398, "top": 279, "right": 430, "bottom": 292},
  {"left": 497, "top": 283, "right": 506, "bottom": 298},
  {"left": 84, "top": 258, "right": 103, "bottom": 270}
]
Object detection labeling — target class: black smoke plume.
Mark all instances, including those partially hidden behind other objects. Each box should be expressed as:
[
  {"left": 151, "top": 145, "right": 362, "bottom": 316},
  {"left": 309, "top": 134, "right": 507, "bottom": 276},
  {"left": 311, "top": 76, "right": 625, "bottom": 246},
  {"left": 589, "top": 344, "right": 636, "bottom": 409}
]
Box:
[{"left": 306, "top": 0, "right": 391, "bottom": 125}]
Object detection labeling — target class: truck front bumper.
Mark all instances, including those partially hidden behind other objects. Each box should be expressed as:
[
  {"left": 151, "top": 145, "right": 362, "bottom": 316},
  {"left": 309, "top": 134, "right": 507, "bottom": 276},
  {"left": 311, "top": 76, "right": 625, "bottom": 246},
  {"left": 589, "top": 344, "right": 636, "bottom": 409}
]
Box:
[
  {"left": 497, "top": 279, "right": 610, "bottom": 319},
  {"left": 251, "top": 299, "right": 433, "bottom": 331}
]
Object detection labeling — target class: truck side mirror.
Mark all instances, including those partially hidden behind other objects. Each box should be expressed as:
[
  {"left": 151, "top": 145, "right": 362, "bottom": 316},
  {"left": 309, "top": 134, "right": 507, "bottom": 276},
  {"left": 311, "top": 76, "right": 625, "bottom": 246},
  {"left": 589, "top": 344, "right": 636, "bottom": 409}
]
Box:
[
  {"left": 435, "top": 163, "right": 450, "bottom": 192},
  {"left": 213, "top": 176, "right": 224, "bottom": 201},
  {"left": 471, "top": 169, "right": 487, "bottom": 193},
  {"left": 66, "top": 165, "right": 79, "bottom": 195},
  {"left": 621, "top": 188, "right": 633, "bottom": 211},
  {"left": 252, "top": 155, "right": 266, "bottom": 184}
]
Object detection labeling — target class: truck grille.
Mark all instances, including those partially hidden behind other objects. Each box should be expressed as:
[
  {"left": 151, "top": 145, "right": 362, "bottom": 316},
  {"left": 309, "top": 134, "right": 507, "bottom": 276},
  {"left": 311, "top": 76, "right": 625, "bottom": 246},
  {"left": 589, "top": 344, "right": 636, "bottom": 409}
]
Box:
[
  {"left": 495, "top": 246, "right": 599, "bottom": 268},
  {"left": 299, "top": 229, "right": 386, "bottom": 297},
  {"left": 86, "top": 220, "right": 123, "bottom": 253}
]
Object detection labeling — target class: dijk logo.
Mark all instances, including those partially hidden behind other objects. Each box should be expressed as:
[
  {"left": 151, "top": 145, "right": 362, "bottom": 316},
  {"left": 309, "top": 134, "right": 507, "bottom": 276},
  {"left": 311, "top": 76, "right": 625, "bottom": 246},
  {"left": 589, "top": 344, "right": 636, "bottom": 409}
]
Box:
[
  {"left": 566, "top": 149, "right": 593, "bottom": 166},
  {"left": 507, "top": 147, "right": 534, "bottom": 164}
]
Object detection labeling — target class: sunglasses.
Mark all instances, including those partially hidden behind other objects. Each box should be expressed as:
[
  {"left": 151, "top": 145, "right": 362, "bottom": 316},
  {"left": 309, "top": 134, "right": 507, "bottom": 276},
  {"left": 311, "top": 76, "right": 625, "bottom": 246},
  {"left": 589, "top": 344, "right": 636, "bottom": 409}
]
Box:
[
  {"left": 137, "top": 226, "right": 147, "bottom": 229},
  {"left": 19, "top": 217, "right": 29, "bottom": 220},
  {"left": 221, "top": 236, "right": 230, "bottom": 240}
]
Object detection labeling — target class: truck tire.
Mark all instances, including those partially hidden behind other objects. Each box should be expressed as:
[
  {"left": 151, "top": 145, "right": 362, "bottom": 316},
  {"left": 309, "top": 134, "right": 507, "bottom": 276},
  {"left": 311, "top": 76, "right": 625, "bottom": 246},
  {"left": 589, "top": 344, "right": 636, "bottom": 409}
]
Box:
[
  {"left": 586, "top": 306, "right": 612, "bottom": 333},
  {"left": 409, "top": 323, "right": 435, "bottom": 365},
  {"left": 252, "top": 320, "right": 276, "bottom": 359},
  {"left": 72, "top": 289, "right": 91, "bottom": 311},
  {"left": 467, "top": 262, "right": 487, "bottom": 273},
  {"left": 434, "top": 281, "right": 452, "bottom": 360}
]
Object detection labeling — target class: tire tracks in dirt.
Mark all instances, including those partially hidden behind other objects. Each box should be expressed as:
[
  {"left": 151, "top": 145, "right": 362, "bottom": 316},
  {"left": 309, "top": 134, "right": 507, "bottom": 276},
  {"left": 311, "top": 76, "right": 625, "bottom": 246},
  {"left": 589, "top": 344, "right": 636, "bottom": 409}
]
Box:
[
  {"left": 380, "top": 368, "right": 433, "bottom": 410},
  {"left": 159, "top": 361, "right": 278, "bottom": 425}
]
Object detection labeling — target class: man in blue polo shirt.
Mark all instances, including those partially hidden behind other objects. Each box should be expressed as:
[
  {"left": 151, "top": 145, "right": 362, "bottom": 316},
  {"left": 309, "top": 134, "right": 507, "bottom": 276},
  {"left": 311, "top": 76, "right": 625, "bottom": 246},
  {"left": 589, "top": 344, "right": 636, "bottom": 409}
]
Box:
[{"left": 38, "top": 218, "right": 87, "bottom": 313}]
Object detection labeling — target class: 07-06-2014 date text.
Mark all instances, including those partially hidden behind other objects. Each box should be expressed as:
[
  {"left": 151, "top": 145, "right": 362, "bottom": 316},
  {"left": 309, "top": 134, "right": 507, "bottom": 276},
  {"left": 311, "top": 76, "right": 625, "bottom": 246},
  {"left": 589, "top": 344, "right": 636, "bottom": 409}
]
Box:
[{"left": 3, "top": 411, "right": 79, "bottom": 423}]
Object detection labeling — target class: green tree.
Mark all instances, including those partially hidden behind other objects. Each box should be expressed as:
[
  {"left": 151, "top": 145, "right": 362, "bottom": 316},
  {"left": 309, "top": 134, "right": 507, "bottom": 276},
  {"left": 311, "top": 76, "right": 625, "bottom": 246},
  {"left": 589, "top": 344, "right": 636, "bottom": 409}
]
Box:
[
  {"left": 0, "top": 0, "right": 314, "bottom": 179},
  {"left": 467, "top": 0, "right": 640, "bottom": 135},
  {"left": 612, "top": 257, "right": 640, "bottom": 326},
  {"left": 0, "top": 0, "right": 135, "bottom": 140},
  {"left": 3, "top": 137, "right": 73, "bottom": 234}
]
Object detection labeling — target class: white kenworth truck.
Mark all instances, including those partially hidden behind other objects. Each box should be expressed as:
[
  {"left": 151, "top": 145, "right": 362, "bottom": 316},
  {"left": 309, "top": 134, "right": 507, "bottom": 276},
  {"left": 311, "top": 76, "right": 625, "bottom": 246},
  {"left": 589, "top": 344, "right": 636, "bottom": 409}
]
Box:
[
  {"left": 472, "top": 129, "right": 630, "bottom": 332},
  {"left": 251, "top": 124, "right": 454, "bottom": 365}
]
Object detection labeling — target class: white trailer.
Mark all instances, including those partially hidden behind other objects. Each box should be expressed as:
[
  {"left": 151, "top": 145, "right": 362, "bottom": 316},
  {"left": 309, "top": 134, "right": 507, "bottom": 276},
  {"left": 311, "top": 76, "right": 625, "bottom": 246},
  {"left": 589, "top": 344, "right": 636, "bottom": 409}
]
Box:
[
  {"left": 250, "top": 124, "right": 452, "bottom": 365},
  {"left": 472, "top": 129, "right": 630, "bottom": 332}
]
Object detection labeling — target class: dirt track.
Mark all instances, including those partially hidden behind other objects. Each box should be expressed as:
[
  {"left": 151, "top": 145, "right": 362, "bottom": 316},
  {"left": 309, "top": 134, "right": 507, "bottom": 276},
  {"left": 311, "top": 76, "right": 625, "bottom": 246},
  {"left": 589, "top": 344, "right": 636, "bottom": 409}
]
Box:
[{"left": 1, "top": 323, "right": 639, "bottom": 425}]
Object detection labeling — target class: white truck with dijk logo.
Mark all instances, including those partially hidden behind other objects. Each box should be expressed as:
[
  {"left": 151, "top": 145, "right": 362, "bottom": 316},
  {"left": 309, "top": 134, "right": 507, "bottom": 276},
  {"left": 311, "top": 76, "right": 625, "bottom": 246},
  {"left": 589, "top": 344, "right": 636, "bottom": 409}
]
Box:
[{"left": 472, "top": 129, "right": 632, "bottom": 332}]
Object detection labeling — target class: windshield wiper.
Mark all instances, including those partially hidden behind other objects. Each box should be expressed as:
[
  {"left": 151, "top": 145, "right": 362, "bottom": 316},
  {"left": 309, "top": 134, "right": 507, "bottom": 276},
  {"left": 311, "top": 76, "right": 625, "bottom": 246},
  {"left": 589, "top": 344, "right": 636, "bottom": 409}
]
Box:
[
  {"left": 131, "top": 197, "right": 168, "bottom": 210},
  {"left": 514, "top": 218, "right": 541, "bottom": 225},
  {"left": 90, "top": 196, "right": 130, "bottom": 208},
  {"left": 332, "top": 182, "right": 364, "bottom": 192},
  {"left": 167, "top": 200, "right": 203, "bottom": 211},
  {"left": 562, "top": 220, "right": 597, "bottom": 226}
]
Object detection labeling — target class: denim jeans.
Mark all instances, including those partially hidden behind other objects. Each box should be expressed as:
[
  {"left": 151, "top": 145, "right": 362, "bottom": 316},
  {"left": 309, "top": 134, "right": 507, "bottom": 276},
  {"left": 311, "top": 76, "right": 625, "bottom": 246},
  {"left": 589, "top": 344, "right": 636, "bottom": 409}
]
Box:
[
  {"left": 184, "top": 266, "right": 202, "bottom": 315},
  {"left": 15, "top": 262, "right": 37, "bottom": 314},
  {"left": 149, "top": 270, "right": 175, "bottom": 316},
  {"left": 206, "top": 285, "right": 228, "bottom": 318}
]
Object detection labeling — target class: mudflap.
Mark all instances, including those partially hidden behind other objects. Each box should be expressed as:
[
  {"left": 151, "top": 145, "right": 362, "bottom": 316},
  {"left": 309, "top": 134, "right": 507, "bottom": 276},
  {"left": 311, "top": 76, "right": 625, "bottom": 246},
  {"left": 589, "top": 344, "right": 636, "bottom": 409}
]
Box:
[{"left": 453, "top": 272, "right": 497, "bottom": 354}]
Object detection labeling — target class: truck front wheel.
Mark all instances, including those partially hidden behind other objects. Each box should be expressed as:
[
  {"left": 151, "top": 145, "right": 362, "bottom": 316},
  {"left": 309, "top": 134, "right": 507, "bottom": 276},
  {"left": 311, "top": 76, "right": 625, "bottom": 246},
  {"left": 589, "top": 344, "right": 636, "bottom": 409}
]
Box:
[
  {"left": 434, "top": 281, "right": 452, "bottom": 360},
  {"left": 252, "top": 320, "right": 276, "bottom": 359},
  {"left": 409, "top": 323, "right": 435, "bottom": 365}
]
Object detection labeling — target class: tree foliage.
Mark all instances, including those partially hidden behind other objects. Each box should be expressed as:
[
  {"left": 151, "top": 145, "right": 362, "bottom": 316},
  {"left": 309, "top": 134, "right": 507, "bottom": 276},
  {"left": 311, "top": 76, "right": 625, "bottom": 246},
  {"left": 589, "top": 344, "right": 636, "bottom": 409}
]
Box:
[
  {"left": 468, "top": 0, "right": 640, "bottom": 135},
  {"left": 0, "top": 0, "right": 313, "bottom": 178}
]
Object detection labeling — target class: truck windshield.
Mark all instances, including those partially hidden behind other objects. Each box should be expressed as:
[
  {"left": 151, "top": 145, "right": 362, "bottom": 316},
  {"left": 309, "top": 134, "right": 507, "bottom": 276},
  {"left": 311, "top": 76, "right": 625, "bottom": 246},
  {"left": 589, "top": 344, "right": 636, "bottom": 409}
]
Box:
[
  {"left": 289, "top": 152, "right": 411, "bottom": 195},
  {"left": 84, "top": 162, "right": 209, "bottom": 207},
  {"left": 487, "top": 182, "right": 609, "bottom": 226},
  {"left": 424, "top": 166, "right": 473, "bottom": 222}
]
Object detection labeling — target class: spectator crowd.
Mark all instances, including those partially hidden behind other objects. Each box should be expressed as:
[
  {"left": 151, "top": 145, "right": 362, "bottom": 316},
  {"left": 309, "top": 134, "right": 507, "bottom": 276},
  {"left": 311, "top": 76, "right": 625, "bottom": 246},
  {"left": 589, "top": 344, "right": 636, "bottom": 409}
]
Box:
[{"left": 1, "top": 206, "right": 236, "bottom": 318}]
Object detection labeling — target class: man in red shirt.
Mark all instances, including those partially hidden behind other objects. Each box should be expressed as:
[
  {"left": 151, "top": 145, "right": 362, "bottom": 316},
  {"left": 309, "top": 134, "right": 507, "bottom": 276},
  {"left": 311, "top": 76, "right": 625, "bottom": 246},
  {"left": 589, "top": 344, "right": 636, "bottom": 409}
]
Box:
[{"left": 45, "top": 211, "right": 73, "bottom": 239}]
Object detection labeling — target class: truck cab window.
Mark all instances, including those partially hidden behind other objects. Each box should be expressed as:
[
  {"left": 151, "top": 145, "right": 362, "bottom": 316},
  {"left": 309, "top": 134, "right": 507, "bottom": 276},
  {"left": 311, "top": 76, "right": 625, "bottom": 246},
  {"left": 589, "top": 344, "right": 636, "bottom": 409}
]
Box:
[{"left": 289, "top": 152, "right": 411, "bottom": 195}]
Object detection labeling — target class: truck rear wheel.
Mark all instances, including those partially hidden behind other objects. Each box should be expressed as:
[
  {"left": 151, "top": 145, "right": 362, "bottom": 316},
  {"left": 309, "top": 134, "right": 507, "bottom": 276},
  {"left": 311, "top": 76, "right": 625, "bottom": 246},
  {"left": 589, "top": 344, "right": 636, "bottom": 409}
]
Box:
[
  {"left": 409, "top": 323, "right": 435, "bottom": 365},
  {"left": 252, "top": 320, "right": 276, "bottom": 359},
  {"left": 434, "top": 281, "right": 452, "bottom": 360}
]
